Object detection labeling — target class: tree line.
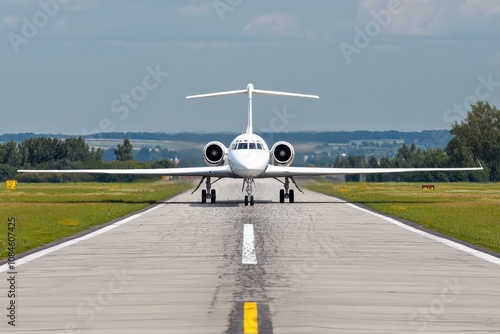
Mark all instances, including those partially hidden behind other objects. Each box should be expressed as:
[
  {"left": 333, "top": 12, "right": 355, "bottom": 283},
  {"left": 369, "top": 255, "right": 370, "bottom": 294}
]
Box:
[
  {"left": 0, "top": 130, "right": 454, "bottom": 148},
  {"left": 0, "top": 137, "right": 175, "bottom": 182},
  {"left": 333, "top": 101, "right": 499, "bottom": 182}
]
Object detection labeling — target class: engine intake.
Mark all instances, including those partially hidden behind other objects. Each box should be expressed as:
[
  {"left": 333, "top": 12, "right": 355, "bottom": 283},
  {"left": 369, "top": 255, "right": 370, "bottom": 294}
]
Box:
[
  {"left": 270, "top": 141, "right": 295, "bottom": 167},
  {"left": 203, "top": 141, "right": 227, "bottom": 166}
]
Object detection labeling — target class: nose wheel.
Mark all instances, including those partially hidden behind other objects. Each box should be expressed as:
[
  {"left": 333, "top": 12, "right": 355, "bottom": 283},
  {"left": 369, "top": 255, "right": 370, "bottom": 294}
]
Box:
[
  {"left": 243, "top": 178, "right": 255, "bottom": 206},
  {"left": 244, "top": 195, "right": 254, "bottom": 206}
]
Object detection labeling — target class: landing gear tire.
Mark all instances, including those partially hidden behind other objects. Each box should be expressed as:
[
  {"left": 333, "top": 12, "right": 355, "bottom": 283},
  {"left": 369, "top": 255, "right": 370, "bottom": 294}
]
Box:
[
  {"left": 201, "top": 189, "right": 207, "bottom": 204},
  {"left": 279, "top": 189, "right": 285, "bottom": 203},
  {"left": 211, "top": 189, "right": 216, "bottom": 203},
  {"left": 250, "top": 195, "right": 254, "bottom": 206},
  {"left": 289, "top": 189, "right": 294, "bottom": 203},
  {"left": 244, "top": 195, "right": 249, "bottom": 206}
]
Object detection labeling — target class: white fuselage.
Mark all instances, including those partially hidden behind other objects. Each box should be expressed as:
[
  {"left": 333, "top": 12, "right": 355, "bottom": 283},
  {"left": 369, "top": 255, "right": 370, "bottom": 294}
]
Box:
[{"left": 226, "top": 133, "right": 270, "bottom": 178}]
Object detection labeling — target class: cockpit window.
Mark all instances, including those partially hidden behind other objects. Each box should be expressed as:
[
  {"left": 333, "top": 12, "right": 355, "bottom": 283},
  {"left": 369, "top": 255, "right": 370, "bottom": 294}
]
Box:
[{"left": 232, "top": 140, "right": 266, "bottom": 150}]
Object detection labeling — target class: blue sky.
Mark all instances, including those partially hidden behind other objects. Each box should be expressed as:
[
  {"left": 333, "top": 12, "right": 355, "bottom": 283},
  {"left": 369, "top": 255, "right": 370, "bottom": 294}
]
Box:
[{"left": 1, "top": 0, "right": 499, "bottom": 135}]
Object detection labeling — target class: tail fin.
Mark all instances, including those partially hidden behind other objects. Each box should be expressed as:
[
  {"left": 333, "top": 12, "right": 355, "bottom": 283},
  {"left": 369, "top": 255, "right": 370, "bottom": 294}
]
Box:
[{"left": 186, "top": 83, "right": 319, "bottom": 134}]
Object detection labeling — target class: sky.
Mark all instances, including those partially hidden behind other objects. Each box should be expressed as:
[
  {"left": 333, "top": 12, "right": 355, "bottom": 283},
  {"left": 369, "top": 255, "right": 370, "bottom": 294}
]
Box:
[{"left": 1, "top": 0, "right": 500, "bottom": 135}]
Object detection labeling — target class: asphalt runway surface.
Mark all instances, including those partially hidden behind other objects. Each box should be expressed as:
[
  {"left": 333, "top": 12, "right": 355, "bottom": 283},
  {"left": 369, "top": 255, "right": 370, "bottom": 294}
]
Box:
[{"left": 1, "top": 178, "right": 500, "bottom": 333}]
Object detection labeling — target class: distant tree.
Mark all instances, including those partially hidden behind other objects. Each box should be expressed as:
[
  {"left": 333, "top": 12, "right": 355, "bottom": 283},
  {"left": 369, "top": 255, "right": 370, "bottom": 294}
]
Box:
[
  {"left": 114, "top": 139, "right": 134, "bottom": 161},
  {"left": 447, "top": 101, "right": 500, "bottom": 181},
  {"left": 151, "top": 159, "right": 176, "bottom": 169},
  {"left": 63, "top": 137, "right": 92, "bottom": 162},
  {"left": 0, "top": 141, "right": 22, "bottom": 167},
  {"left": 366, "top": 156, "right": 382, "bottom": 182}
]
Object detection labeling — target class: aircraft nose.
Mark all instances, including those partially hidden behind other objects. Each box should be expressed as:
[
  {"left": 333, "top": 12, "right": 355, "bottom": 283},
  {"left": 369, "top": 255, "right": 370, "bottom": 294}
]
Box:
[{"left": 230, "top": 151, "right": 268, "bottom": 178}]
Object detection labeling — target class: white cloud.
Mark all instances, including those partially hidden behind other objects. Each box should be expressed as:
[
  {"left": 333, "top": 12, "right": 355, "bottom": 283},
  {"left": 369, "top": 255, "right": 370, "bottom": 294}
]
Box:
[
  {"left": 244, "top": 12, "right": 296, "bottom": 34},
  {"left": 356, "top": 0, "right": 500, "bottom": 38},
  {"left": 385, "top": 1, "right": 443, "bottom": 36},
  {"left": 305, "top": 28, "right": 316, "bottom": 40},
  {"left": 356, "top": 0, "right": 442, "bottom": 36},
  {"left": 64, "top": 5, "right": 98, "bottom": 12},
  {"left": 2, "top": 15, "right": 19, "bottom": 26},
  {"left": 462, "top": 0, "right": 500, "bottom": 18},
  {"left": 54, "top": 18, "right": 70, "bottom": 34},
  {"left": 179, "top": 3, "right": 212, "bottom": 16},
  {"left": 0, "top": 0, "right": 32, "bottom": 5},
  {"left": 189, "top": 41, "right": 229, "bottom": 49}
]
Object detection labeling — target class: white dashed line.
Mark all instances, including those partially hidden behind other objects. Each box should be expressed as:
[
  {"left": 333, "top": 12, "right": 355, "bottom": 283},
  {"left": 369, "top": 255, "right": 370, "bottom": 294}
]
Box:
[{"left": 242, "top": 224, "right": 257, "bottom": 264}]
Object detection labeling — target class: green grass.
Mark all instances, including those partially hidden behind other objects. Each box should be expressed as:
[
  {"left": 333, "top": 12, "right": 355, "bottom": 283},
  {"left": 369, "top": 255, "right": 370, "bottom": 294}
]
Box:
[
  {"left": 1, "top": 181, "right": 192, "bottom": 259},
  {"left": 305, "top": 181, "right": 500, "bottom": 253}
]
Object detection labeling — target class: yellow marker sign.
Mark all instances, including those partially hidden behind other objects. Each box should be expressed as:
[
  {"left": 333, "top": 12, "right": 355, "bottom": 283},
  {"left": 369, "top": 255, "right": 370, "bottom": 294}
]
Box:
[
  {"left": 243, "top": 302, "right": 258, "bottom": 334},
  {"left": 6, "top": 180, "right": 17, "bottom": 190}
]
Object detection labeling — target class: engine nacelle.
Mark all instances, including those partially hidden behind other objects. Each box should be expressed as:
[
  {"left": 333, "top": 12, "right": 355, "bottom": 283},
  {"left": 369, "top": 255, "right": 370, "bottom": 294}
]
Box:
[
  {"left": 270, "top": 141, "right": 295, "bottom": 167},
  {"left": 203, "top": 141, "right": 227, "bottom": 166}
]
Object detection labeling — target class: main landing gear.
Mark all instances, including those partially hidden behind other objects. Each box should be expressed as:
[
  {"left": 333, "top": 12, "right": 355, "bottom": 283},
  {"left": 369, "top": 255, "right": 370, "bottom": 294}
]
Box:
[
  {"left": 192, "top": 176, "right": 221, "bottom": 204},
  {"left": 276, "top": 176, "right": 303, "bottom": 203},
  {"left": 242, "top": 178, "right": 255, "bottom": 206}
]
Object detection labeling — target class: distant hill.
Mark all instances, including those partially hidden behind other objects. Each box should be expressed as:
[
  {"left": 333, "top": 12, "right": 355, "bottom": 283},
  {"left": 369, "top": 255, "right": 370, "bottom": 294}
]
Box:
[
  {"left": 0, "top": 130, "right": 452, "bottom": 147},
  {"left": 0, "top": 130, "right": 453, "bottom": 162}
]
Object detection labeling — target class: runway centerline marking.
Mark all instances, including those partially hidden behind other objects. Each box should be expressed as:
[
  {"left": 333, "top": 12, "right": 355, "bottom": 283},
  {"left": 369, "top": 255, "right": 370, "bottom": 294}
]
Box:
[
  {"left": 244, "top": 302, "right": 258, "bottom": 333},
  {"left": 242, "top": 224, "right": 257, "bottom": 264}
]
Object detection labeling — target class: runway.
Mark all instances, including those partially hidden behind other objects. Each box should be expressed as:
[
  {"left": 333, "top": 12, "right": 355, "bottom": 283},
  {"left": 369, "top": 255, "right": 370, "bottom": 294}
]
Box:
[{"left": 2, "top": 178, "right": 500, "bottom": 333}]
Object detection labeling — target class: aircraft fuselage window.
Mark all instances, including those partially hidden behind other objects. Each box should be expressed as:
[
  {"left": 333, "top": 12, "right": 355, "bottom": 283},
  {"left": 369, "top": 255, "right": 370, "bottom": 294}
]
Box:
[
  {"left": 237, "top": 143, "right": 248, "bottom": 150},
  {"left": 249, "top": 143, "right": 256, "bottom": 149}
]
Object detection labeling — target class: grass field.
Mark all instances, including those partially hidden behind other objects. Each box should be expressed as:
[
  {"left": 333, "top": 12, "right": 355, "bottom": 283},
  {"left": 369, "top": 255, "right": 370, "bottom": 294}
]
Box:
[
  {"left": 305, "top": 181, "right": 500, "bottom": 253},
  {"left": 1, "top": 181, "right": 192, "bottom": 259}
]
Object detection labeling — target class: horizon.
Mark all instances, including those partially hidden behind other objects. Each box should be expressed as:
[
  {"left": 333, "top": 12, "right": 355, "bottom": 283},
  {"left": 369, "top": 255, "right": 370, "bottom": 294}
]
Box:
[{"left": 0, "top": 128, "right": 455, "bottom": 137}]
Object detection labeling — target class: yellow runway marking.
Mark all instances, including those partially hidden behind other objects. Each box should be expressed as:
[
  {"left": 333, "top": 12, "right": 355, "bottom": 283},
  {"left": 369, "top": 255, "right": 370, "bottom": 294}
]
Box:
[{"left": 243, "top": 302, "right": 258, "bottom": 333}]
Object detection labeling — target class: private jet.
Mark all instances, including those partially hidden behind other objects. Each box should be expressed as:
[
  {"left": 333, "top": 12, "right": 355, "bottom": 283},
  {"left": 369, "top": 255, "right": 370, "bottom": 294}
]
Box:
[{"left": 19, "top": 83, "right": 482, "bottom": 206}]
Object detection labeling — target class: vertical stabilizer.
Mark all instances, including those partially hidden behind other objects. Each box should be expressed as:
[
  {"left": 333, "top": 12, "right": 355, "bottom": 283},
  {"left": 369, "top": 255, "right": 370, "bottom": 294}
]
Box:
[{"left": 246, "top": 83, "right": 253, "bottom": 134}]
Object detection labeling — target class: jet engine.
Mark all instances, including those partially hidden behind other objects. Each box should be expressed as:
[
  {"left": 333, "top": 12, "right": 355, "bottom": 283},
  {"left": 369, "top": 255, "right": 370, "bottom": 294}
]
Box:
[
  {"left": 203, "top": 141, "right": 227, "bottom": 166},
  {"left": 270, "top": 141, "right": 295, "bottom": 167}
]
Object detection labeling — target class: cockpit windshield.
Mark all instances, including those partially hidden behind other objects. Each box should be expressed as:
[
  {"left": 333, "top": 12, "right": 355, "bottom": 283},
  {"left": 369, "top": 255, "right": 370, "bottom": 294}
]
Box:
[{"left": 232, "top": 140, "right": 265, "bottom": 150}]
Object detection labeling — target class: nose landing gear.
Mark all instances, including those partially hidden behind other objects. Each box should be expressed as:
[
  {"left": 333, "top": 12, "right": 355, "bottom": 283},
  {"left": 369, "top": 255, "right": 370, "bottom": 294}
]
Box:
[{"left": 242, "top": 178, "right": 255, "bottom": 206}]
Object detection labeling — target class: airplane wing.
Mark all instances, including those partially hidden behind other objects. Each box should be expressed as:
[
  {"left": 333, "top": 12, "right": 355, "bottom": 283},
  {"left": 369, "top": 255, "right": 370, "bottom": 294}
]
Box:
[
  {"left": 17, "top": 165, "right": 236, "bottom": 178},
  {"left": 263, "top": 165, "right": 483, "bottom": 177}
]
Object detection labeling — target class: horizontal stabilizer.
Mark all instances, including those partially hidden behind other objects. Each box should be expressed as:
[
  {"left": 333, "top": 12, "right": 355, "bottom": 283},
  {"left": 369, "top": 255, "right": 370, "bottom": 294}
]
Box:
[
  {"left": 186, "top": 89, "right": 247, "bottom": 99},
  {"left": 186, "top": 84, "right": 320, "bottom": 100},
  {"left": 253, "top": 89, "right": 319, "bottom": 99},
  {"left": 186, "top": 83, "right": 319, "bottom": 134}
]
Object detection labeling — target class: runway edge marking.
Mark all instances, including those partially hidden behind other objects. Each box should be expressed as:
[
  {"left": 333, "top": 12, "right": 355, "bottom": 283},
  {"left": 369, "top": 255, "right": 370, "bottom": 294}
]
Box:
[
  {"left": 242, "top": 224, "right": 257, "bottom": 264},
  {"left": 345, "top": 202, "right": 500, "bottom": 266},
  {"left": 0, "top": 204, "right": 164, "bottom": 273}
]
